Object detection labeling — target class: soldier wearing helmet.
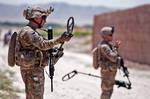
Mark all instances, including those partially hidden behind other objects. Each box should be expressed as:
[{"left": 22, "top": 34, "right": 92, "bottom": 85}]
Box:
[
  {"left": 93, "top": 26, "right": 121, "bottom": 99},
  {"left": 23, "top": 6, "right": 53, "bottom": 28},
  {"left": 14, "top": 6, "right": 72, "bottom": 99}
]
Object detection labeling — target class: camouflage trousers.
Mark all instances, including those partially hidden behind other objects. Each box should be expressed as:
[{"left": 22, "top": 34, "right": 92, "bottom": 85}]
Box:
[
  {"left": 100, "top": 67, "right": 117, "bottom": 99},
  {"left": 20, "top": 67, "right": 45, "bottom": 99}
]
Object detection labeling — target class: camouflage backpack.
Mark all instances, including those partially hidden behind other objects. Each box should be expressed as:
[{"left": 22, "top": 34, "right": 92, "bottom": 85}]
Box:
[
  {"left": 8, "top": 32, "right": 17, "bottom": 67},
  {"left": 92, "top": 43, "right": 102, "bottom": 69},
  {"left": 7, "top": 28, "right": 44, "bottom": 68}
]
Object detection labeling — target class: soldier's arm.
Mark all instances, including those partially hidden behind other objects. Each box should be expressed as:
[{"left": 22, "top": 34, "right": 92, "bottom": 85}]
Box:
[
  {"left": 23, "top": 31, "right": 60, "bottom": 50},
  {"left": 101, "top": 44, "right": 118, "bottom": 63}
]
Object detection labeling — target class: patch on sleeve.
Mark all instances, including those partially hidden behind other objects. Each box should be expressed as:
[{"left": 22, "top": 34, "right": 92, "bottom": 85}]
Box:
[{"left": 31, "top": 32, "right": 43, "bottom": 43}]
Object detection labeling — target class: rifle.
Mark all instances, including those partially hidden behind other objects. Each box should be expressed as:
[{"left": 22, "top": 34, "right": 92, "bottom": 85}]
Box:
[
  {"left": 47, "top": 26, "right": 54, "bottom": 92},
  {"left": 62, "top": 69, "right": 131, "bottom": 89},
  {"left": 117, "top": 57, "right": 132, "bottom": 89}
]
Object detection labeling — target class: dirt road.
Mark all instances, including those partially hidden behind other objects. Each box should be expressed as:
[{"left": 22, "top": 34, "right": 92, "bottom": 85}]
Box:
[{"left": 0, "top": 38, "right": 150, "bottom": 99}]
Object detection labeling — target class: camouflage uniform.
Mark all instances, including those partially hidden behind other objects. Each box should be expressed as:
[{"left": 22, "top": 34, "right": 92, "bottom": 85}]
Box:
[
  {"left": 16, "top": 25, "right": 58, "bottom": 99},
  {"left": 100, "top": 40, "right": 119, "bottom": 99},
  {"left": 15, "top": 6, "right": 69, "bottom": 99},
  {"left": 93, "top": 26, "right": 119, "bottom": 99}
]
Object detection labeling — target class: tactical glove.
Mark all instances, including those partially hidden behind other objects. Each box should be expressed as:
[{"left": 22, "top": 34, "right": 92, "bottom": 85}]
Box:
[{"left": 57, "top": 32, "right": 73, "bottom": 43}]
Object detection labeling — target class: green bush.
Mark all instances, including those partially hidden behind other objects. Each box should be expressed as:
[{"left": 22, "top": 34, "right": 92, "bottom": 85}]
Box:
[
  {"left": 37, "top": 29, "right": 92, "bottom": 38},
  {"left": 73, "top": 31, "right": 92, "bottom": 37},
  {"left": 53, "top": 31, "right": 92, "bottom": 37},
  {"left": 37, "top": 31, "right": 62, "bottom": 38}
]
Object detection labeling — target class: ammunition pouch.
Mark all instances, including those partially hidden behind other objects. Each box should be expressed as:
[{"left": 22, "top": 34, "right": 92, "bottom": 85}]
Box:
[{"left": 16, "top": 49, "right": 43, "bottom": 68}]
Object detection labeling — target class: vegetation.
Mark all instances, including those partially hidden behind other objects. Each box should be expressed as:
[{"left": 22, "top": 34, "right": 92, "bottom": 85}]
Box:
[
  {"left": 0, "top": 70, "right": 22, "bottom": 99},
  {"left": 0, "top": 22, "right": 26, "bottom": 27},
  {"left": 73, "top": 31, "right": 92, "bottom": 37},
  {"left": 0, "top": 21, "right": 92, "bottom": 38},
  {"left": 37, "top": 30, "right": 92, "bottom": 38},
  {"left": 0, "top": 22, "right": 63, "bottom": 28}
]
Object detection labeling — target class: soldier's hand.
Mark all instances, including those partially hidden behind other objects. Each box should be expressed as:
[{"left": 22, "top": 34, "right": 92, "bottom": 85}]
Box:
[
  {"left": 115, "top": 40, "right": 121, "bottom": 48},
  {"left": 53, "top": 47, "right": 63, "bottom": 52},
  {"left": 57, "top": 49, "right": 64, "bottom": 58},
  {"left": 53, "top": 47, "right": 64, "bottom": 58},
  {"left": 52, "top": 47, "right": 64, "bottom": 65},
  {"left": 57, "top": 32, "right": 73, "bottom": 43}
]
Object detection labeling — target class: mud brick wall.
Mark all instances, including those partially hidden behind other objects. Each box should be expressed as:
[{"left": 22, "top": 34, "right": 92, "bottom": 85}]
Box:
[{"left": 92, "top": 4, "right": 150, "bottom": 65}]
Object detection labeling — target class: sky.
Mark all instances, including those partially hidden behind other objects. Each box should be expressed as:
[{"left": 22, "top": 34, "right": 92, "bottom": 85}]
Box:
[{"left": 0, "top": 0, "right": 150, "bottom": 8}]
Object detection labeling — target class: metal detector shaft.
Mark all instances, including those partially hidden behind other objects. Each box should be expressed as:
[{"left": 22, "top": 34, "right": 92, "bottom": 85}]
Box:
[
  {"left": 77, "top": 71, "right": 101, "bottom": 78},
  {"left": 62, "top": 70, "right": 132, "bottom": 89},
  {"left": 62, "top": 70, "right": 101, "bottom": 81}
]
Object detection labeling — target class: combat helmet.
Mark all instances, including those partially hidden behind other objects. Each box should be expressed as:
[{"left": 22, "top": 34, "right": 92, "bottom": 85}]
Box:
[
  {"left": 100, "top": 26, "right": 114, "bottom": 35},
  {"left": 23, "top": 6, "right": 54, "bottom": 20}
]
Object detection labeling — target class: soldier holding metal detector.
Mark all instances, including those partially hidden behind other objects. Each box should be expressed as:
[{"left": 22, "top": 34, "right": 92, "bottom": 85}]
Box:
[
  {"left": 47, "top": 16, "right": 74, "bottom": 92},
  {"left": 8, "top": 6, "right": 74, "bottom": 99}
]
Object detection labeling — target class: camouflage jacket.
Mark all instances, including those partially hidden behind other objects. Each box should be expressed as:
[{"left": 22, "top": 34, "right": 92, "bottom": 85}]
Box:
[
  {"left": 99, "top": 40, "right": 119, "bottom": 70},
  {"left": 93, "top": 41, "right": 119, "bottom": 69},
  {"left": 15, "top": 24, "right": 59, "bottom": 69}
]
